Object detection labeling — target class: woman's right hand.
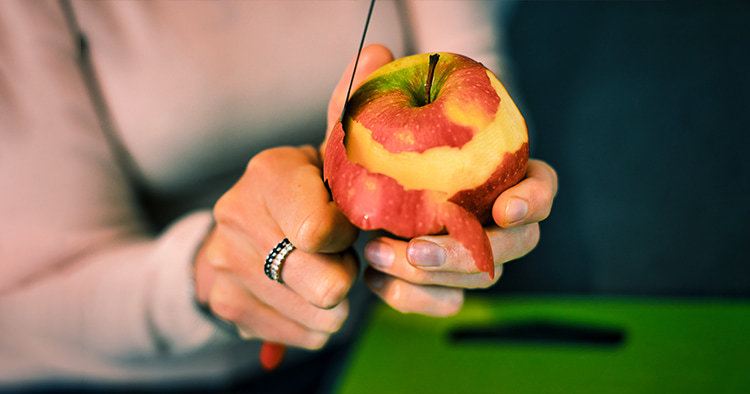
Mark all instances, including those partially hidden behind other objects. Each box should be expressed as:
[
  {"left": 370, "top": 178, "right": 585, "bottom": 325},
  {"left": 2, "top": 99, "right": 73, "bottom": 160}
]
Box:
[{"left": 193, "top": 145, "right": 359, "bottom": 350}]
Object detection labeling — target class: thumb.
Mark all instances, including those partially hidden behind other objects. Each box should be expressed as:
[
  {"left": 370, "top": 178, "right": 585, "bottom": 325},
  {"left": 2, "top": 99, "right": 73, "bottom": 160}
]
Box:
[{"left": 326, "top": 44, "right": 394, "bottom": 138}]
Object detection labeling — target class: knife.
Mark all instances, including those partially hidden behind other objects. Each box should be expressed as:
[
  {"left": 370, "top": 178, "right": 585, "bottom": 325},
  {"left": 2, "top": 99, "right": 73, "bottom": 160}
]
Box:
[{"left": 259, "top": 0, "right": 377, "bottom": 371}]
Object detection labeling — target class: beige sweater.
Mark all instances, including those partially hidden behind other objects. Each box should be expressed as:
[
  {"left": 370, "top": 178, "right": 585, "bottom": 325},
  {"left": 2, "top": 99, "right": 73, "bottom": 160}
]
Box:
[{"left": 0, "top": 0, "right": 502, "bottom": 387}]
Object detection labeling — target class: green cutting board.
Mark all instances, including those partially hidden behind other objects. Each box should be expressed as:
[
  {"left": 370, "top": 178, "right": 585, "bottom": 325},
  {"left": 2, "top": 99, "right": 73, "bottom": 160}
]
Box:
[{"left": 336, "top": 296, "right": 750, "bottom": 394}]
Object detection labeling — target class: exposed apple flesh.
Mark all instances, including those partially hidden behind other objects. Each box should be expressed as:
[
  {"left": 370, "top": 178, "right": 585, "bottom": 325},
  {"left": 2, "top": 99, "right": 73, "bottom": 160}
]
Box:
[{"left": 324, "top": 53, "right": 528, "bottom": 278}]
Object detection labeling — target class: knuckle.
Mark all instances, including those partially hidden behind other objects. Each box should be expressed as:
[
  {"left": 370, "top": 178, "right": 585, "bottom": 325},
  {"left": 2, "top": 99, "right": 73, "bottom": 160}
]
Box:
[
  {"left": 293, "top": 210, "right": 332, "bottom": 252},
  {"left": 534, "top": 177, "right": 557, "bottom": 220},
  {"left": 536, "top": 180, "right": 555, "bottom": 208},
  {"left": 245, "top": 147, "right": 292, "bottom": 177},
  {"left": 203, "top": 242, "right": 231, "bottom": 271},
  {"left": 321, "top": 302, "right": 349, "bottom": 334},
  {"left": 468, "top": 266, "right": 503, "bottom": 289},
  {"left": 211, "top": 303, "right": 241, "bottom": 323},
  {"left": 213, "top": 190, "right": 251, "bottom": 229},
  {"left": 200, "top": 230, "right": 233, "bottom": 271},
  {"left": 245, "top": 149, "right": 275, "bottom": 174},
  {"left": 209, "top": 289, "right": 242, "bottom": 323},
  {"left": 493, "top": 265, "right": 504, "bottom": 284},
  {"left": 312, "top": 273, "right": 350, "bottom": 309},
  {"left": 524, "top": 223, "right": 541, "bottom": 253},
  {"left": 539, "top": 193, "right": 555, "bottom": 221},
  {"left": 544, "top": 162, "right": 560, "bottom": 195},
  {"left": 383, "top": 282, "right": 409, "bottom": 312},
  {"left": 300, "top": 145, "right": 320, "bottom": 163},
  {"left": 304, "top": 332, "right": 330, "bottom": 351},
  {"left": 419, "top": 289, "right": 464, "bottom": 317},
  {"left": 476, "top": 278, "right": 494, "bottom": 290},
  {"left": 212, "top": 193, "right": 234, "bottom": 224},
  {"left": 288, "top": 166, "right": 343, "bottom": 252},
  {"left": 441, "top": 291, "right": 465, "bottom": 317},
  {"left": 295, "top": 163, "right": 322, "bottom": 179}
]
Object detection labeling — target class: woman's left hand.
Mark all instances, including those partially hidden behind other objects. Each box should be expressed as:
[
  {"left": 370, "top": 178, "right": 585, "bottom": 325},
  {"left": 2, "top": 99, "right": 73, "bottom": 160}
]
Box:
[{"left": 363, "top": 159, "right": 558, "bottom": 316}]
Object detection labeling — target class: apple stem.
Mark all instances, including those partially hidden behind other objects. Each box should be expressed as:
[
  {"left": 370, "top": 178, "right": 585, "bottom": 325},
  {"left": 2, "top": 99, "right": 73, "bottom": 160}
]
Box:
[{"left": 425, "top": 53, "right": 440, "bottom": 104}]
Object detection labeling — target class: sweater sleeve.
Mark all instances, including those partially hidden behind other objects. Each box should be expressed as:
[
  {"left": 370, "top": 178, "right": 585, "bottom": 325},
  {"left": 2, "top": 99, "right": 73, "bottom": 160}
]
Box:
[
  {"left": 0, "top": 1, "right": 244, "bottom": 385},
  {"left": 405, "top": 0, "right": 506, "bottom": 76},
  {"left": 405, "top": 0, "right": 530, "bottom": 141}
]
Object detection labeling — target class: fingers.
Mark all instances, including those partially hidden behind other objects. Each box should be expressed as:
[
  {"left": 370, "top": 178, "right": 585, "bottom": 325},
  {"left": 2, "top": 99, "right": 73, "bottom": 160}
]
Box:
[
  {"left": 364, "top": 268, "right": 464, "bottom": 317},
  {"left": 493, "top": 159, "right": 558, "bottom": 228},
  {"left": 203, "top": 227, "right": 351, "bottom": 335},
  {"left": 231, "top": 211, "right": 359, "bottom": 310},
  {"left": 364, "top": 236, "right": 507, "bottom": 289},
  {"left": 361, "top": 224, "right": 536, "bottom": 315},
  {"left": 252, "top": 262, "right": 351, "bottom": 334},
  {"left": 324, "top": 44, "right": 395, "bottom": 144},
  {"left": 246, "top": 146, "right": 358, "bottom": 253},
  {"left": 203, "top": 143, "right": 363, "bottom": 349},
  {"left": 265, "top": 162, "right": 357, "bottom": 253},
  {"left": 208, "top": 273, "right": 332, "bottom": 350},
  {"left": 281, "top": 249, "right": 359, "bottom": 309},
  {"left": 362, "top": 224, "right": 535, "bottom": 317},
  {"left": 406, "top": 224, "right": 540, "bottom": 275},
  {"left": 205, "top": 224, "right": 359, "bottom": 311}
]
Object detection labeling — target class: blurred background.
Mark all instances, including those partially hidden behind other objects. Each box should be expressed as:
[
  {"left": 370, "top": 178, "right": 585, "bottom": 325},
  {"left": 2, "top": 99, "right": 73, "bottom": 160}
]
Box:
[
  {"left": 338, "top": 2, "right": 750, "bottom": 393},
  {"left": 493, "top": 0, "right": 750, "bottom": 297}
]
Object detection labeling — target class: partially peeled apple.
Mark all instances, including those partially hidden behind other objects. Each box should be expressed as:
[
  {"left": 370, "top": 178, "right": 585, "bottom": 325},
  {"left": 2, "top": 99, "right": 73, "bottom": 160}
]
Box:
[{"left": 324, "top": 52, "right": 528, "bottom": 278}]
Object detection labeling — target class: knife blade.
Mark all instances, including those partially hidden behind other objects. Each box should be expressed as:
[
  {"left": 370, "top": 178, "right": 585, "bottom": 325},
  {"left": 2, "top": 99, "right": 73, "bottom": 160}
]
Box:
[{"left": 341, "top": 0, "right": 377, "bottom": 121}]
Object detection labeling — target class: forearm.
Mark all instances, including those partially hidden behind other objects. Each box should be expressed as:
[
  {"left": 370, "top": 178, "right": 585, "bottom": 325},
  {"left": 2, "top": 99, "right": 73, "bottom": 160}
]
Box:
[{"left": 0, "top": 211, "right": 247, "bottom": 384}]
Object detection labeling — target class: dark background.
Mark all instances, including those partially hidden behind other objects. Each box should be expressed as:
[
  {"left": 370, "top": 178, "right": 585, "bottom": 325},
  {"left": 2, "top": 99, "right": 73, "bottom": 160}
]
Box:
[{"left": 493, "top": 0, "right": 750, "bottom": 297}]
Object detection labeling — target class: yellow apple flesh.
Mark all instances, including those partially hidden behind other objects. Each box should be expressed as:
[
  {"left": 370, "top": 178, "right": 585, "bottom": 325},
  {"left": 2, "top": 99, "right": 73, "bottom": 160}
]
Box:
[{"left": 324, "top": 53, "right": 528, "bottom": 277}]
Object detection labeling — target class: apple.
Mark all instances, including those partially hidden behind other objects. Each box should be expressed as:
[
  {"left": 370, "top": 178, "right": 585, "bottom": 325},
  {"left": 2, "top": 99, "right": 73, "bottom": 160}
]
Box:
[{"left": 324, "top": 52, "right": 528, "bottom": 278}]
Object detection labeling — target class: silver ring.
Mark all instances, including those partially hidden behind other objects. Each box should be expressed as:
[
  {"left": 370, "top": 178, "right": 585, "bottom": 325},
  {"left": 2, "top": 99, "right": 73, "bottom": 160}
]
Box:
[{"left": 264, "top": 238, "right": 294, "bottom": 283}]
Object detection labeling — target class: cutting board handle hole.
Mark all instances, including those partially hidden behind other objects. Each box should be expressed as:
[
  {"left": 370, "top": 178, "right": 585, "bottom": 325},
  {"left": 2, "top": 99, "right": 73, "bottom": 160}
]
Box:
[{"left": 448, "top": 319, "right": 625, "bottom": 347}]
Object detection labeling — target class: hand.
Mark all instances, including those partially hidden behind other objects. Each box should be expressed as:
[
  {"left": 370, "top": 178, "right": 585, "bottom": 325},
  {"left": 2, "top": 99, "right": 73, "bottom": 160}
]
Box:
[
  {"left": 321, "top": 43, "right": 558, "bottom": 317},
  {"left": 194, "top": 43, "right": 395, "bottom": 350},
  {"left": 362, "top": 159, "right": 558, "bottom": 316},
  {"left": 193, "top": 145, "right": 359, "bottom": 349}
]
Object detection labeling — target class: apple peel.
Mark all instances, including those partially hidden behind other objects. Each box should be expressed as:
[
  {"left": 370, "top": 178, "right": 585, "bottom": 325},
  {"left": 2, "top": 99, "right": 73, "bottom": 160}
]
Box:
[
  {"left": 325, "top": 121, "right": 526, "bottom": 278},
  {"left": 440, "top": 202, "right": 495, "bottom": 278},
  {"left": 324, "top": 122, "right": 444, "bottom": 238},
  {"left": 323, "top": 52, "right": 528, "bottom": 278}
]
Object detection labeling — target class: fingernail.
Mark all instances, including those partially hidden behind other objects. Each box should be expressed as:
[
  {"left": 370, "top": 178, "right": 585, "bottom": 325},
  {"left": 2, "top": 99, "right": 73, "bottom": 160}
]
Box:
[
  {"left": 505, "top": 198, "right": 528, "bottom": 224},
  {"left": 407, "top": 239, "right": 446, "bottom": 267},
  {"left": 364, "top": 240, "right": 394, "bottom": 269}
]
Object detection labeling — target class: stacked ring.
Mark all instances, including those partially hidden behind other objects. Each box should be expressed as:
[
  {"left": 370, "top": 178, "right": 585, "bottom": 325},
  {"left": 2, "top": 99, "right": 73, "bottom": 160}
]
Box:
[{"left": 264, "top": 238, "right": 295, "bottom": 283}]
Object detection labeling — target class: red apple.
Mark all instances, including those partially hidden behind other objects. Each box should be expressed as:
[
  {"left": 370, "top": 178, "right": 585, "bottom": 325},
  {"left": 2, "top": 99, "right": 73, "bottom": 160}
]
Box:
[{"left": 324, "top": 52, "right": 528, "bottom": 278}]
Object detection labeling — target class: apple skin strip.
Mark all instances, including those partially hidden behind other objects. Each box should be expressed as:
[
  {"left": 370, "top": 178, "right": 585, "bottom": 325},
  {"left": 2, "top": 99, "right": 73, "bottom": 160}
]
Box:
[
  {"left": 325, "top": 121, "right": 444, "bottom": 237},
  {"left": 325, "top": 121, "right": 495, "bottom": 276},
  {"left": 440, "top": 202, "right": 495, "bottom": 278}
]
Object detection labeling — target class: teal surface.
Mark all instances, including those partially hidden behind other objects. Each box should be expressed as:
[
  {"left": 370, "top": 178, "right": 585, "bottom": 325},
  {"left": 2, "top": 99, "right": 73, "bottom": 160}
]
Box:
[{"left": 337, "top": 296, "right": 750, "bottom": 394}]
